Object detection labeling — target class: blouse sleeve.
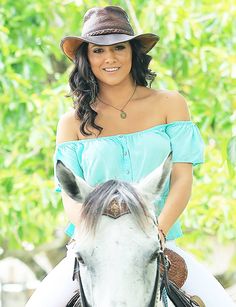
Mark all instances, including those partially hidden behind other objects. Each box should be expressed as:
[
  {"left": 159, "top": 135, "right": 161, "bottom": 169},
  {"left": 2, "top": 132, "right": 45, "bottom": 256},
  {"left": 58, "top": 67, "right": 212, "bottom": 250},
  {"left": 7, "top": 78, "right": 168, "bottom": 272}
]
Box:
[
  {"left": 165, "top": 121, "right": 205, "bottom": 166},
  {"left": 53, "top": 142, "right": 84, "bottom": 192}
]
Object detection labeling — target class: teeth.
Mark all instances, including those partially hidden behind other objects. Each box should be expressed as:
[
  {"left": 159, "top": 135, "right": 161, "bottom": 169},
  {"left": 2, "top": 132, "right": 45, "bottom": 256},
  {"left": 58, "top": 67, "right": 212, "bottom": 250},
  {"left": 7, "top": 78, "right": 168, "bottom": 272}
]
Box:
[{"left": 104, "top": 67, "right": 119, "bottom": 72}]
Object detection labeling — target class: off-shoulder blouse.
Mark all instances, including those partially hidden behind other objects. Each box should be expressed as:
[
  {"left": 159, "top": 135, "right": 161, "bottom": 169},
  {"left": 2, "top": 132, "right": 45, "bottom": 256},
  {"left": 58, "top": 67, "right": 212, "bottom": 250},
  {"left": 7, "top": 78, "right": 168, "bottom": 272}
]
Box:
[{"left": 53, "top": 120, "right": 205, "bottom": 240}]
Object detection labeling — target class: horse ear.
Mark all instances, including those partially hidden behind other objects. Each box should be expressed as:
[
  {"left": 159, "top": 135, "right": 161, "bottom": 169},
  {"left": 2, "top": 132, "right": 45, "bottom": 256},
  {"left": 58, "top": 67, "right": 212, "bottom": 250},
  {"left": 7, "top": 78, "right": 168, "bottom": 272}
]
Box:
[
  {"left": 134, "top": 152, "right": 172, "bottom": 198},
  {"left": 56, "top": 160, "right": 93, "bottom": 202}
]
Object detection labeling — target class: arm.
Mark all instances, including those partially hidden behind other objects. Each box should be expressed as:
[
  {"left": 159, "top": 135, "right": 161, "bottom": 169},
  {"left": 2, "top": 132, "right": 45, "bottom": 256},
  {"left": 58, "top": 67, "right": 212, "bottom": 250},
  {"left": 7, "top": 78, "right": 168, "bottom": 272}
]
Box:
[
  {"left": 158, "top": 163, "right": 193, "bottom": 235},
  {"left": 61, "top": 191, "right": 82, "bottom": 228},
  {"left": 158, "top": 91, "right": 193, "bottom": 236},
  {"left": 56, "top": 110, "right": 82, "bottom": 228}
]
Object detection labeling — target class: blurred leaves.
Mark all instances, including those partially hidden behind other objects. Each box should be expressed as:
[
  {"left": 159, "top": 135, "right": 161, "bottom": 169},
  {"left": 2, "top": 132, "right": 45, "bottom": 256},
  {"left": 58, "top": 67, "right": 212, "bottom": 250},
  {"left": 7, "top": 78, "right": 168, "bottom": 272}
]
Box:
[
  {"left": 228, "top": 137, "right": 236, "bottom": 165},
  {"left": 0, "top": 0, "right": 235, "bottom": 255}
]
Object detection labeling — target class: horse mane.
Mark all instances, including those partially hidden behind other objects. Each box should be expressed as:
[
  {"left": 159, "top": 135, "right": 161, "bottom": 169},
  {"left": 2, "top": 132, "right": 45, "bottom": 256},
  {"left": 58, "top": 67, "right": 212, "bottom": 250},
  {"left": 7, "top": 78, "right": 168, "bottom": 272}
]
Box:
[{"left": 80, "top": 180, "right": 151, "bottom": 233}]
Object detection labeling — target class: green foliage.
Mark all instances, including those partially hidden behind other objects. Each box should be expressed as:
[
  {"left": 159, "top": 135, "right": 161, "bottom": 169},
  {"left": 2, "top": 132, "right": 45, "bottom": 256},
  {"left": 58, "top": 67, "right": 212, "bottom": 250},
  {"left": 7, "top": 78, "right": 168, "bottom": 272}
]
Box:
[{"left": 0, "top": 0, "right": 235, "bottom": 254}]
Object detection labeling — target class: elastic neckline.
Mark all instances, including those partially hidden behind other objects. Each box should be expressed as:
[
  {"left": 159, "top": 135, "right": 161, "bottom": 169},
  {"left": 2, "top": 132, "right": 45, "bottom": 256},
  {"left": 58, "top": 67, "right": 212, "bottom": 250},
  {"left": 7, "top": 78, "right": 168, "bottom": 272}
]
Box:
[{"left": 56, "top": 120, "right": 194, "bottom": 146}]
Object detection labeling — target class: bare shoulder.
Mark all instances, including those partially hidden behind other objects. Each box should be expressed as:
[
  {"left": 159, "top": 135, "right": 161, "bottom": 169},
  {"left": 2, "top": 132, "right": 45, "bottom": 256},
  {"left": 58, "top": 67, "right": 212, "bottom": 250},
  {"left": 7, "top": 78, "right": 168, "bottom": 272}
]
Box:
[
  {"left": 56, "top": 109, "right": 80, "bottom": 145},
  {"left": 152, "top": 89, "right": 191, "bottom": 123}
]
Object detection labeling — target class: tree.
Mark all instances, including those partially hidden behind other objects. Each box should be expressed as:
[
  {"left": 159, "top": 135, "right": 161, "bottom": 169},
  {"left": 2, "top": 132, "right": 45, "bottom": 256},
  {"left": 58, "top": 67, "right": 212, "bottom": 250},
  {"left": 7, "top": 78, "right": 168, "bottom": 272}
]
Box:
[{"left": 1, "top": 0, "right": 235, "bottom": 269}]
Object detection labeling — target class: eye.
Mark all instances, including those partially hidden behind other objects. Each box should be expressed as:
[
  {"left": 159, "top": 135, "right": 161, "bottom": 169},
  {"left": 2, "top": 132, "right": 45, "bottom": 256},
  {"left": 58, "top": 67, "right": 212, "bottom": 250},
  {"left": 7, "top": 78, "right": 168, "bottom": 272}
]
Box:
[
  {"left": 76, "top": 253, "right": 85, "bottom": 265},
  {"left": 93, "top": 48, "right": 103, "bottom": 53},
  {"left": 115, "top": 44, "right": 125, "bottom": 50},
  {"left": 149, "top": 250, "right": 159, "bottom": 262}
]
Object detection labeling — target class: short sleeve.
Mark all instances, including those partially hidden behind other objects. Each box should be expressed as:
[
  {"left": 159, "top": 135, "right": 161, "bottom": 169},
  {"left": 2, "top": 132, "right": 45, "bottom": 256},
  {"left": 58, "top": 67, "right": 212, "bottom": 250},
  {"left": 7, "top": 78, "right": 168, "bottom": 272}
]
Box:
[
  {"left": 165, "top": 121, "right": 205, "bottom": 166},
  {"left": 53, "top": 142, "right": 84, "bottom": 192}
]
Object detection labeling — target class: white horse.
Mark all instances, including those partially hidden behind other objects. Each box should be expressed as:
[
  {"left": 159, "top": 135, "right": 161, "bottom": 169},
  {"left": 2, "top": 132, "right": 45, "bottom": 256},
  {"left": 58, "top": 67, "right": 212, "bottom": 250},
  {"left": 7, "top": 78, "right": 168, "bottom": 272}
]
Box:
[{"left": 56, "top": 152, "right": 174, "bottom": 307}]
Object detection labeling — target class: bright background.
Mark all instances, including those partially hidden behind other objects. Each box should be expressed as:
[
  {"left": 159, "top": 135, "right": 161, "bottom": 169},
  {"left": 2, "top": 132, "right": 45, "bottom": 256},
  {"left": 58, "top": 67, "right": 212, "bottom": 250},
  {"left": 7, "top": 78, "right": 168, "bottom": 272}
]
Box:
[{"left": 0, "top": 0, "right": 235, "bottom": 304}]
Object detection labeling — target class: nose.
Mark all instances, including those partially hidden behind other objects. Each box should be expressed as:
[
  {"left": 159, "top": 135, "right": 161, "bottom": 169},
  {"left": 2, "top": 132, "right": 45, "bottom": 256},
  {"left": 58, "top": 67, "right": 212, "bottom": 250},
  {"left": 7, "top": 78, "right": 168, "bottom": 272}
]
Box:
[{"left": 104, "top": 50, "right": 117, "bottom": 64}]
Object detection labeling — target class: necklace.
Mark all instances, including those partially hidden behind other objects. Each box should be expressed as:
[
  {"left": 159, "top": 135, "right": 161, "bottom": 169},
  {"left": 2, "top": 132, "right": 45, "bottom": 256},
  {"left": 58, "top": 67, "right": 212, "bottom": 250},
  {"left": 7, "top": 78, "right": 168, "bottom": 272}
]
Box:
[{"left": 97, "top": 83, "right": 137, "bottom": 119}]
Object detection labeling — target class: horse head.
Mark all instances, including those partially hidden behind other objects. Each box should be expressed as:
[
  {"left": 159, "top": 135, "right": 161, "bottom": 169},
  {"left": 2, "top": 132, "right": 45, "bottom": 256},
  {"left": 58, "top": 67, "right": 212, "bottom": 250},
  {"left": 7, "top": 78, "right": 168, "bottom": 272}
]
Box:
[{"left": 56, "top": 152, "right": 172, "bottom": 307}]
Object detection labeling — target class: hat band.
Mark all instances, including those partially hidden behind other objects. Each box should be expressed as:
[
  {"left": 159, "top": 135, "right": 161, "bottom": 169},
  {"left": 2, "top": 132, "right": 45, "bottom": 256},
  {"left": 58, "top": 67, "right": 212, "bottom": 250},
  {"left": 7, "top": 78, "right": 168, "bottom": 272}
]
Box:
[{"left": 86, "top": 28, "right": 134, "bottom": 37}]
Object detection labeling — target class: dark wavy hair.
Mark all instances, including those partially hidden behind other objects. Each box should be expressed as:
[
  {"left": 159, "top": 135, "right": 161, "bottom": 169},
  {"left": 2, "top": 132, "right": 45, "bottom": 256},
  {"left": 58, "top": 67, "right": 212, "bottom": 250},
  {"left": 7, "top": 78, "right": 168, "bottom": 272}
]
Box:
[{"left": 67, "top": 39, "right": 157, "bottom": 137}]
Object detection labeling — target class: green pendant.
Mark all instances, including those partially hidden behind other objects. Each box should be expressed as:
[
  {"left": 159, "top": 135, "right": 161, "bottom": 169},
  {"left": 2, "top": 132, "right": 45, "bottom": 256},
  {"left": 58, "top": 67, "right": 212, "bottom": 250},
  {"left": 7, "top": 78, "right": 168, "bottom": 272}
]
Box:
[{"left": 120, "top": 111, "right": 127, "bottom": 119}]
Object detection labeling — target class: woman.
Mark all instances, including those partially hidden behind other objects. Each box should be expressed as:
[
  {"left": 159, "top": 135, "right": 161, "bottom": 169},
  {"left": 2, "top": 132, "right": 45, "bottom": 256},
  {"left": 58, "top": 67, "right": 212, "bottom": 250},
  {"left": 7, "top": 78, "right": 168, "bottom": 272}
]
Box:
[{"left": 26, "top": 5, "right": 235, "bottom": 307}]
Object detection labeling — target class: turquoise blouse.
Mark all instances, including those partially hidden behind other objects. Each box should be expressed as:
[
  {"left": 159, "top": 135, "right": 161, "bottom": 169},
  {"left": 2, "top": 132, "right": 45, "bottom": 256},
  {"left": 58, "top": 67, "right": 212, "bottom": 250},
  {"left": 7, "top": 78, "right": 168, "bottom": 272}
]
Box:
[{"left": 53, "top": 120, "right": 205, "bottom": 241}]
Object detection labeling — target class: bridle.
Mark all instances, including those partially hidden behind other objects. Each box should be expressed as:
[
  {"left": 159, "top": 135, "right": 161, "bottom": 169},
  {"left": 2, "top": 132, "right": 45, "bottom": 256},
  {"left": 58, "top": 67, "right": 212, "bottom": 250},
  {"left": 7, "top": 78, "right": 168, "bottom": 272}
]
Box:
[
  {"left": 71, "top": 211, "right": 164, "bottom": 307},
  {"left": 72, "top": 256, "right": 89, "bottom": 307}
]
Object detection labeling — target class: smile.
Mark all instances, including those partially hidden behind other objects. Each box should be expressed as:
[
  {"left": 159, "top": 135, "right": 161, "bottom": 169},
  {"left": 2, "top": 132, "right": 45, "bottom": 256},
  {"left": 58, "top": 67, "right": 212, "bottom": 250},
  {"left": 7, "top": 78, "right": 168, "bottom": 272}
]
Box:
[{"left": 103, "top": 67, "right": 120, "bottom": 72}]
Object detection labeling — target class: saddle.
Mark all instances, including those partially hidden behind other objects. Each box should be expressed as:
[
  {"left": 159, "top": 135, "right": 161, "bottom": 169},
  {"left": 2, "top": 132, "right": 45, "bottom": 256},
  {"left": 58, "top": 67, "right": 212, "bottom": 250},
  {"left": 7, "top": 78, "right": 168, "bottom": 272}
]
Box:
[{"left": 161, "top": 248, "right": 205, "bottom": 307}]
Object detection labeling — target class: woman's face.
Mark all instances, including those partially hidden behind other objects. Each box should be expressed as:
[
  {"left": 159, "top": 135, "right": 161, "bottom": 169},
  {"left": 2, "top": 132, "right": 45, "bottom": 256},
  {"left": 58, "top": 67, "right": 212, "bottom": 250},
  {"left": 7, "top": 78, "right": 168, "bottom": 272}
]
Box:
[{"left": 87, "top": 41, "right": 132, "bottom": 86}]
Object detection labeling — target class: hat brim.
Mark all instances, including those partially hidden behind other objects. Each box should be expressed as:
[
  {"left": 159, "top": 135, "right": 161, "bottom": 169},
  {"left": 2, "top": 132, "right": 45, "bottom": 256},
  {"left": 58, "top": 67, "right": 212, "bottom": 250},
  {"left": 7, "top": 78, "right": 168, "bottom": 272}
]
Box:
[{"left": 60, "top": 33, "right": 160, "bottom": 62}]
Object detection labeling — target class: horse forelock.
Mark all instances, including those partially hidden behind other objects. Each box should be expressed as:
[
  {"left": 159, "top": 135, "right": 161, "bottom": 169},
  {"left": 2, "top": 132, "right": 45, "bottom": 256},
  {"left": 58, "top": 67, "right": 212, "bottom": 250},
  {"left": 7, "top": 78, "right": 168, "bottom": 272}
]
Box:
[{"left": 80, "top": 180, "right": 150, "bottom": 233}]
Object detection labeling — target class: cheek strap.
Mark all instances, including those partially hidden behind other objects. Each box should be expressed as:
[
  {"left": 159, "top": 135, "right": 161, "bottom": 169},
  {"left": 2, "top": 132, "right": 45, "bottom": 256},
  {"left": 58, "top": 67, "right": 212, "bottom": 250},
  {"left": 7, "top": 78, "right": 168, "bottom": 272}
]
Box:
[{"left": 66, "top": 257, "right": 89, "bottom": 307}]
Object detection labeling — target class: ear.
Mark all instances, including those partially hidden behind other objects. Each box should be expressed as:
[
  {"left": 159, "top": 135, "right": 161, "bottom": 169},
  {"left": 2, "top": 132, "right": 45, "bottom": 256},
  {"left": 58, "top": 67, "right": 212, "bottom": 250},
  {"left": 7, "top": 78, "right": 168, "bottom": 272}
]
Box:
[
  {"left": 56, "top": 160, "right": 93, "bottom": 202},
  {"left": 133, "top": 152, "right": 172, "bottom": 199}
]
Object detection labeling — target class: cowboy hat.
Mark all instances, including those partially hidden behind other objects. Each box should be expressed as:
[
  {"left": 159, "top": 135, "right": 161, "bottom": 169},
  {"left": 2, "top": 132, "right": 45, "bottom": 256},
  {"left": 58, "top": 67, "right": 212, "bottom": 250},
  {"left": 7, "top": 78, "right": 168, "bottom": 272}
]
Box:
[{"left": 60, "top": 5, "right": 160, "bottom": 62}]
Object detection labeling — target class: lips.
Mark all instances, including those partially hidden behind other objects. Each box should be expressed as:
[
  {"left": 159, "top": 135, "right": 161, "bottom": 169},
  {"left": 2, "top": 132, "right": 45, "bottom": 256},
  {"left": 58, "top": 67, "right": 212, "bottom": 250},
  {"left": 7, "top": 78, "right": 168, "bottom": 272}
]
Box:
[{"left": 103, "top": 67, "right": 120, "bottom": 72}]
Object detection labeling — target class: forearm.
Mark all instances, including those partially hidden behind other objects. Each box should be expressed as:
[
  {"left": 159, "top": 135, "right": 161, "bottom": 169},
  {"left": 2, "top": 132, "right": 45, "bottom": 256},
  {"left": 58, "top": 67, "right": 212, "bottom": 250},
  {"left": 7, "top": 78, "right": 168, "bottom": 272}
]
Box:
[
  {"left": 61, "top": 191, "right": 83, "bottom": 228},
  {"left": 158, "top": 174, "right": 193, "bottom": 235}
]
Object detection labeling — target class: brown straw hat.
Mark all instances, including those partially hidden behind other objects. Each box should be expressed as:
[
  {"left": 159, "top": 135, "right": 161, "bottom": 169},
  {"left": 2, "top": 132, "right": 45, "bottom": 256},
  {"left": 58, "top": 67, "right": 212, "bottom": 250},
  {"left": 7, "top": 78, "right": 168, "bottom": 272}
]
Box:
[{"left": 60, "top": 6, "right": 160, "bottom": 62}]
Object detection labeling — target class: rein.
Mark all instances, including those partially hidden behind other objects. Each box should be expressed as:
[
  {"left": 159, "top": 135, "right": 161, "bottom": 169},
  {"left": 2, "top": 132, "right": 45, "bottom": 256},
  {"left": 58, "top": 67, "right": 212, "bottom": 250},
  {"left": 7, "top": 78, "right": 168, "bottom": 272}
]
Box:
[{"left": 149, "top": 253, "right": 162, "bottom": 307}]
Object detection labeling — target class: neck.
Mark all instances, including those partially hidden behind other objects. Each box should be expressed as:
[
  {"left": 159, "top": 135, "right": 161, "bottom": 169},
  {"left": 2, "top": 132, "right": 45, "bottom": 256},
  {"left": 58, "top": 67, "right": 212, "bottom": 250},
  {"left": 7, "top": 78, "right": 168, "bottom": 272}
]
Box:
[{"left": 97, "top": 77, "right": 137, "bottom": 109}]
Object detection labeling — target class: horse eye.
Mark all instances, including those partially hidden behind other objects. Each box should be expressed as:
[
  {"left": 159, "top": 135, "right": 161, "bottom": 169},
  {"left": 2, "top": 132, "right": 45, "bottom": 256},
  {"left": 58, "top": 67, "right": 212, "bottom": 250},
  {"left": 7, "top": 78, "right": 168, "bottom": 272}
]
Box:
[
  {"left": 149, "top": 250, "right": 159, "bottom": 262},
  {"left": 76, "top": 253, "right": 85, "bottom": 265}
]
